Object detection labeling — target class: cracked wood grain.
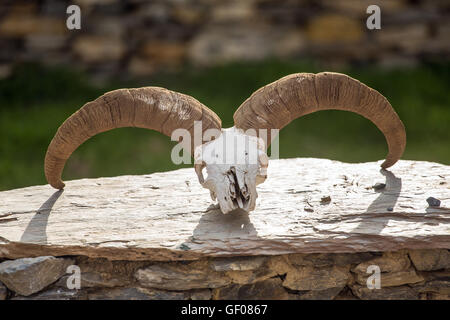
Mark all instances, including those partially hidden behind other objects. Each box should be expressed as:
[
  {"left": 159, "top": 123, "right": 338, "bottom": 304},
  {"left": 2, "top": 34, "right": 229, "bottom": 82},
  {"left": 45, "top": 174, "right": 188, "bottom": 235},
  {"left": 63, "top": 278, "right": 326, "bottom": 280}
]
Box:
[{"left": 0, "top": 158, "right": 449, "bottom": 261}]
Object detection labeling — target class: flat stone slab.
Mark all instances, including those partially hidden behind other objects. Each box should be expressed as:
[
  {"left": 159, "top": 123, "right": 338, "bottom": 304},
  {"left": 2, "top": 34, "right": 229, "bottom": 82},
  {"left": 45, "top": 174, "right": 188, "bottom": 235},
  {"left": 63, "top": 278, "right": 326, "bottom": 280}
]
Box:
[{"left": 0, "top": 158, "right": 449, "bottom": 261}]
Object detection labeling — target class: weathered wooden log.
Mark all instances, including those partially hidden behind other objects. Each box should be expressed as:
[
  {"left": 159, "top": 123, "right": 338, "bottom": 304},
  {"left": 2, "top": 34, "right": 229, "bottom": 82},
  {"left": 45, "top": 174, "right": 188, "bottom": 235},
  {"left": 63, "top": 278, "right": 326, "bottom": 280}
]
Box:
[{"left": 0, "top": 158, "right": 449, "bottom": 262}]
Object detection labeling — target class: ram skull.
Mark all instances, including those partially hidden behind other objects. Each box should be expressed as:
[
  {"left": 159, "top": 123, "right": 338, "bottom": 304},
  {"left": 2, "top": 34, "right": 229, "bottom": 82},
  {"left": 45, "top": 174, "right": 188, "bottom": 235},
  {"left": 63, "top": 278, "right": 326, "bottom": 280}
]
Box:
[
  {"left": 44, "top": 72, "right": 406, "bottom": 214},
  {"left": 194, "top": 127, "right": 269, "bottom": 213}
]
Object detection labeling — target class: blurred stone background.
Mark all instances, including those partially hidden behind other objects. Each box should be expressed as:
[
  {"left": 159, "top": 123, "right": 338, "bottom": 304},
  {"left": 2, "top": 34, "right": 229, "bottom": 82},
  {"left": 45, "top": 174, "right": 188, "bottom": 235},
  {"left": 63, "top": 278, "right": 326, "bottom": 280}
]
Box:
[
  {"left": 1, "top": 0, "right": 449, "bottom": 79},
  {"left": 0, "top": 0, "right": 449, "bottom": 191}
]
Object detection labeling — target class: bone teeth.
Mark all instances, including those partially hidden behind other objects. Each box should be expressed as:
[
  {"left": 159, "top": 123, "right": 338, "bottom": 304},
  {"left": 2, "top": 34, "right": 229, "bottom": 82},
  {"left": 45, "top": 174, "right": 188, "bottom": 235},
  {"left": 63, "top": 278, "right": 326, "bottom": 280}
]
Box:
[
  {"left": 241, "top": 184, "right": 249, "bottom": 198},
  {"left": 229, "top": 181, "right": 236, "bottom": 196},
  {"left": 236, "top": 195, "right": 244, "bottom": 208}
]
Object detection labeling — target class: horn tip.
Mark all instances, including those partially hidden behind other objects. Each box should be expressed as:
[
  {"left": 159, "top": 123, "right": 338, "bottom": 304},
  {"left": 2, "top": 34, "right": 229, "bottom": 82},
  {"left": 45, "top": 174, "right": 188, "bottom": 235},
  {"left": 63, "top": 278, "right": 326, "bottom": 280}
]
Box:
[
  {"left": 50, "top": 180, "right": 65, "bottom": 190},
  {"left": 380, "top": 159, "right": 395, "bottom": 169}
]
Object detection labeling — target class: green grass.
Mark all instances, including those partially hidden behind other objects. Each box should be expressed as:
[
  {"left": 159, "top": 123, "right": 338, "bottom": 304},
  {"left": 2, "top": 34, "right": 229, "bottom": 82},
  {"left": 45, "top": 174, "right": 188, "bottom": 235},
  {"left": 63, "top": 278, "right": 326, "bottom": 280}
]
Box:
[{"left": 0, "top": 60, "right": 449, "bottom": 191}]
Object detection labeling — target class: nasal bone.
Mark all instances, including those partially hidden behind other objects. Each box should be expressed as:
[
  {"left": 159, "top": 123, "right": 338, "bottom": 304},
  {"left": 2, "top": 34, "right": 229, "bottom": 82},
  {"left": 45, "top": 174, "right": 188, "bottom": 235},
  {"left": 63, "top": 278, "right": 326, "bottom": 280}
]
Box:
[{"left": 227, "top": 166, "right": 249, "bottom": 209}]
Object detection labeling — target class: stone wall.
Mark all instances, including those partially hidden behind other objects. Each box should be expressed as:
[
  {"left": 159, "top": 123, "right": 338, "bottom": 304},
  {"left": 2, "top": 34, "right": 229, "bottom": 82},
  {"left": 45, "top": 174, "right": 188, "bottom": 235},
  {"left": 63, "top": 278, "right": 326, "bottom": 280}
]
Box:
[
  {"left": 0, "top": 0, "right": 449, "bottom": 79},
  {"left": 0, "top": 249, "right": 449, "bottom": 300}
]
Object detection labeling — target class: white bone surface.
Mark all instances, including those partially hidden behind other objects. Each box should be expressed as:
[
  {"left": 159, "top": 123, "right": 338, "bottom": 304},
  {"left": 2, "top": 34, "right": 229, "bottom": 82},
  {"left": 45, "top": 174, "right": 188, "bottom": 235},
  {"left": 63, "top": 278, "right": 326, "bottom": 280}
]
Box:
[{"left": 194, "top": 127, "right": 268, "bottom": 213}]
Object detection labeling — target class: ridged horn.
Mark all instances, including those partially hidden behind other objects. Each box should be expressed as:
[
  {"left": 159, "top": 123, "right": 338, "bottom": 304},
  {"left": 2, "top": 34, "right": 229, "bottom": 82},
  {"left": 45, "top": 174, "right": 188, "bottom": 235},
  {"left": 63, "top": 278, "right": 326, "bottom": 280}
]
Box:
[
  {"left": 45, "top": 87, "right": 222, "bottom": 189},
  {"left": 233, "top": 72, "right": 406, "bottom": 169}
]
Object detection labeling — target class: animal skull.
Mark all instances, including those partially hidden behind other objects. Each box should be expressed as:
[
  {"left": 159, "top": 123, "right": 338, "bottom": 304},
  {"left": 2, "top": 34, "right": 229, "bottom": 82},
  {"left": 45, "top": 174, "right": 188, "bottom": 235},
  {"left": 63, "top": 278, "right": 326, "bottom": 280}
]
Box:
[
  {"left": 194, "top": 127, "right": 268, "bottom": 213},
  {"left": 44, "top": 72, "right": 406, "bottom": 214}
]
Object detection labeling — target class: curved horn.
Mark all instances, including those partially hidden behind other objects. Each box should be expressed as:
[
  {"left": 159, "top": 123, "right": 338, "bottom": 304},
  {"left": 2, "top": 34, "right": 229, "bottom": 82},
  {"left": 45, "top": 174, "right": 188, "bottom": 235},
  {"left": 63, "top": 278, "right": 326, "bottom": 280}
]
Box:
[
  {"left": 233, "top": 72, "right": 406, "bottom": 169},
  {"left": 45, "top": 87, "right": 222, "bottom": 189}
]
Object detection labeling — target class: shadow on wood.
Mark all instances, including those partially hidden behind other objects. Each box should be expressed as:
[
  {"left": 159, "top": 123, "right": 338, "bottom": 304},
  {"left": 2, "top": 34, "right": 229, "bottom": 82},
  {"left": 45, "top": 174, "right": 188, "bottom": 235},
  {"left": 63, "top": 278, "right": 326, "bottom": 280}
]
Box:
[
  {"left": 192, "top": 207, "right": 258, "bottom": 241},
  {"left": 20, "top": 190, "right": 63, "bottom": 244},
  {"left": 351, "top": 169, "right": 402, "bottom": 235}
]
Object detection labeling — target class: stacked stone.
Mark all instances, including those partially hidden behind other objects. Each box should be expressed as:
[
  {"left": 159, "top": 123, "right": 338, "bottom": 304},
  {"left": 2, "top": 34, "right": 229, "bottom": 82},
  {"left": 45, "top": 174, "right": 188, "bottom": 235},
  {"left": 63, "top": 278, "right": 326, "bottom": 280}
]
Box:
[
  {"left": 0, "top": 249, "right": 448, "bottom": 300},
  {"left": 0, "top": 0, "right": 449, "bottom": 79}
]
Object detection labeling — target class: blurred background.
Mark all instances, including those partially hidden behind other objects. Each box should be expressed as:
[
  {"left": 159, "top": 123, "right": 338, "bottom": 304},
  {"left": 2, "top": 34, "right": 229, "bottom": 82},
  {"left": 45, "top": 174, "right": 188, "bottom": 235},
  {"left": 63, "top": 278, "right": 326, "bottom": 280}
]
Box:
[{"left": 0, "top": 0, "right": 449, "bottom": 191}]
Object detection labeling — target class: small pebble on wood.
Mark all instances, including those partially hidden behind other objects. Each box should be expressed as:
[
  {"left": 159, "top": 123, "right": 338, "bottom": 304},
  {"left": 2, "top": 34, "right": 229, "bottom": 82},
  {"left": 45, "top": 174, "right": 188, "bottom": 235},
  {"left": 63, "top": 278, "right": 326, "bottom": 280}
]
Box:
[
  {"left": 320, "top": 196, "right": 331, "bottom": 204},
  {"left": 426, "top": 197, "right": 441, "bottom": 207}
]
